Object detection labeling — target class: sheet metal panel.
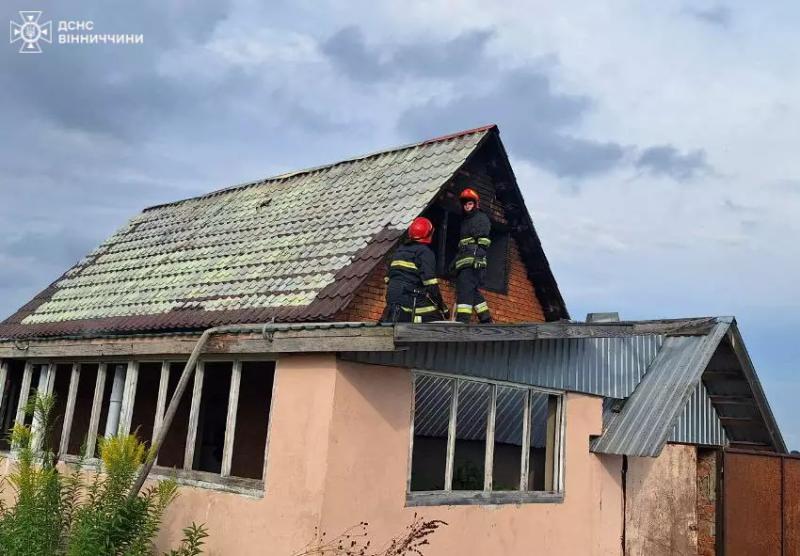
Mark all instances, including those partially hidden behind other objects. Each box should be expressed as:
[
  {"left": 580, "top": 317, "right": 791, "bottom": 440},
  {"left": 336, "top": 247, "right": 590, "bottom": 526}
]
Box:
[
  {"left": 344, "top": 335, "right": 663, "bottom": 398},
  {"left": 591, "top": 322, "right": 729, "bottom": 457},
  {"left": 723, "top": 451, "right": 782, "bottom": 555},
  {"left": 669, "top": 379, "right": 727, "bottom": 446}
]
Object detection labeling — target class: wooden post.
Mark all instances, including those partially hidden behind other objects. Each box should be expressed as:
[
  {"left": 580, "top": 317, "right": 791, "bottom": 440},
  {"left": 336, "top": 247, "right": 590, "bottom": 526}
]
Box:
[
  {"left": 483, "top": 384, "right": 497, "bottom": 492},
  {"left": 519, "top": 389, "right": 531, "bottom": 491},
  {"left": 183, "top": 360, "right": 204, "bottom": 470},
  {"left": 153, "top": 361, "right": 170, "bottom": 445},
  {"left": 0, "top": 361, "right": 8, "bottom": 426},
  {"left": 118, "top": 361, "right": 139, "bottom": 436},
  {"left": 85, "top": 363, "right": 107, "bottom": 459},
  {"left": 59, "top": 363, "right": 81, "bottom": 456},
  {"left": 444, "top": 379, "right": 459, "bottom": 491},
  {"left": 129, "top": 327, "right": 213, "bottom": 499},
  {"left": 31, "top": 363, "right": 55, "bottom": 452},
  {"left": 14, "top": 361, "right": 33, "bottom": 428},
  {"left": 544, "top": 395, "right": 558, "bottom": 491},
  {"left": 220, "top": 360, "right": 241, "bottom": 477}
]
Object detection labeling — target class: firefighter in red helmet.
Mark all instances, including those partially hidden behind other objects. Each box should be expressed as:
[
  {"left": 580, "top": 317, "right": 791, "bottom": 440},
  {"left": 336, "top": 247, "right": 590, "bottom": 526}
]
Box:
[
  {"left": 453, "top": 188, "right": 493, "bottom": 323},
  {"left": 382, "top": 217, "right": 448, "bottom": 323}
]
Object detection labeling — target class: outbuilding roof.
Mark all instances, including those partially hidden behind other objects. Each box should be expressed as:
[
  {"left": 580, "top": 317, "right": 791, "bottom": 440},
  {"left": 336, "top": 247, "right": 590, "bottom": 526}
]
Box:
[
  {"left": 0, "top": 125, "right": 566, "bottom": 339},
  {"left": 345, "top": 317, "right": 786, "bottom": 456}
]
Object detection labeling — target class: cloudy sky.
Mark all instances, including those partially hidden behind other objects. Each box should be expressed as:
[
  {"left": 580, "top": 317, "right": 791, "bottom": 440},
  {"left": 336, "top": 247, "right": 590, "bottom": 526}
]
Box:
[{"left": 1, "top": 1, "right": 798, "bottom": 447}]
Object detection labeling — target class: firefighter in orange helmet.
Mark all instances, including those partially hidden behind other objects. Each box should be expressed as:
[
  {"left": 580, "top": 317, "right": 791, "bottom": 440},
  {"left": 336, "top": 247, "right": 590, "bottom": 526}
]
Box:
[
  {"left": 454, "top": 188, "right": 493, "bottom": 323},
  {"left": 382, "top": 217, "right": 448, "bottom": 323}
]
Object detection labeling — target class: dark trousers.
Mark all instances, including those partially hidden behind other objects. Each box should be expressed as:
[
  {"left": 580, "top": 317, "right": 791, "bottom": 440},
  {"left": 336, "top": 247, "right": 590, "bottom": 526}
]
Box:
[
  {"left": 455, "top": 267, "right": 491, "bottom": 323},
  {"left": 382, "top": 281, "right": 441, "bottom": 323},
  {"left": 381, "top": 303, "right": 440, "bottom": 324}
]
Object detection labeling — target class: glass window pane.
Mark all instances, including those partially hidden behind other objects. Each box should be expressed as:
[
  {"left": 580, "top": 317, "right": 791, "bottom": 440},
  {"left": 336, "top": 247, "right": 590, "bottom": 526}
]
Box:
[
  {"left": 452, "top": 380, "right": 490, "bottom": 491},
  {"left": 410, "top": 375, "right": 452, "bottom": 491},
  {"left": 528, "top": 393, "right": 559, "bottom": 491},
  {"left": 492, "top": 387, "right": 526, "bottom": 491}
]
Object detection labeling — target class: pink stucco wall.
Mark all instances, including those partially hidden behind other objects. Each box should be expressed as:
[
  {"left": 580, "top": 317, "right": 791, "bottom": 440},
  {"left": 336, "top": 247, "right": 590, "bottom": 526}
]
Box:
[{"left": 153, "top": 355, "right": 624, "bottom": 555}]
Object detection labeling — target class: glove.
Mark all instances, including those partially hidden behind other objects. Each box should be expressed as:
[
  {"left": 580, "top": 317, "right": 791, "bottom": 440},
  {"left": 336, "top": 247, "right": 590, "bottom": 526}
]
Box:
[{"left": 474, "top": 258, "right": 488, "bottom": 270}]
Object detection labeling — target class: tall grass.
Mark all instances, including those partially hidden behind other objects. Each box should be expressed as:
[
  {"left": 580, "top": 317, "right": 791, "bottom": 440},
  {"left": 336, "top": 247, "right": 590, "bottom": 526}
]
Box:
[{"left": 0, "top": 394, "right": 207, "bottom": 555}]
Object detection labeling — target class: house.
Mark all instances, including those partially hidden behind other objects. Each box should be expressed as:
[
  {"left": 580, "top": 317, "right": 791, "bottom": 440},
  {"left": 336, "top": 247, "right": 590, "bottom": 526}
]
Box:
[{"left": 0, "top": 125, "right": 792, "bottom": 555}]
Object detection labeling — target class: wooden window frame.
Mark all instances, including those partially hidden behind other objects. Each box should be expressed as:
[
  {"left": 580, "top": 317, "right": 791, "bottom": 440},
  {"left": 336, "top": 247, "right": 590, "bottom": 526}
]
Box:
[
  {"left": 407, "top": 371, "right": 566, "bottom": 507},
  {"left": 0, "top": 357, "right": 277, "bottom": 496}
]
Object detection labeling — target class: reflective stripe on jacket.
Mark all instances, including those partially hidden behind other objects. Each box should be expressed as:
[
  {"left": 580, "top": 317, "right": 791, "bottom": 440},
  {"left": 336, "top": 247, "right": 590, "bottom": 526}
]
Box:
[{"left": 455, "top": 210, "right": 491, "bottom": 270}]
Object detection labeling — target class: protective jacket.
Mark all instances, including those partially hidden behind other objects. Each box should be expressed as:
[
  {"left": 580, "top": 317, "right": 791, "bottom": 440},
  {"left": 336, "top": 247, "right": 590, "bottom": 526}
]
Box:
[
  {"left": 454, "top": 210, "right": 492, "bottom": 271},
  {"left": 384, "top": 242, "right": 446, "bottom": 323}
]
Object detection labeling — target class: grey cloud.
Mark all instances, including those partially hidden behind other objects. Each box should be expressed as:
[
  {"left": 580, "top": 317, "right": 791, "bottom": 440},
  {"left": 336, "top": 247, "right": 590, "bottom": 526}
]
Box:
[
  {"left": 322, "top": 26, "right": 494, "bottom": 82},
  {"left": 635, "top": 145, "right": 712, "bottom": 181},
  {"left": 399, "top": 68, "right": 627, "bottom": 177},
  {"left": 3, "top": 230, "right": 96, "bottom": 269},
  {"left": 324, "top": 25, "right": 632, "bottom": 177},
  {"left": 684, "top": 5, "right": 732, "bottom": 28},
  {"left": 0, "top": 0, "right": 239, "bottom": 141},
  {"left": 322, "top": 26, "right": 391, "bottom": 82}
]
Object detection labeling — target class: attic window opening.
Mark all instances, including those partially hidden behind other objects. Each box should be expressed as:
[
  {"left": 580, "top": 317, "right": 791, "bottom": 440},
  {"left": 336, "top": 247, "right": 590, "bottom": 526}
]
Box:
[
  {"left": 422, "top": 205, "right": 511, "bottom": 293},
  {"left": 408, "top": 372, "right": 563, "bottom": 505}
]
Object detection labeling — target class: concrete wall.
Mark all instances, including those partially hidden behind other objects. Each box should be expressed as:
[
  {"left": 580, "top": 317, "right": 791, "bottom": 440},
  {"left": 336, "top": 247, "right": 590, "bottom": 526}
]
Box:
[
  {"left": 625, "top": 444, "right": 698, "bottom": 556},
  {"left": 156, "top": 354, "right": 338, "bottom": 554},
  {"left": 153, "top": 355, "right": 624, "bottom": 555}
]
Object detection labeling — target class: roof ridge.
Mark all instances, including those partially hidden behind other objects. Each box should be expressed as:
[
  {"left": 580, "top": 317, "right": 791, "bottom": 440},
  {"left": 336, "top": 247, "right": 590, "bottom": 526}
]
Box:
[{"left": 143, "top": 124, "right": 497, "bottom": 213}]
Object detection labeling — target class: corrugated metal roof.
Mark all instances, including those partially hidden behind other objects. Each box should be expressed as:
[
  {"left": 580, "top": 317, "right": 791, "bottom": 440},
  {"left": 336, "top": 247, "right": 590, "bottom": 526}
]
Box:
[
  {"left": 345, "top": 335, "right": 663, "bottom": 399},
  {"left": 1, "top": 128, "right": 494, "bottom": 338},
  {"left": 590, "top": 322, "right": 730, "bottom": 457},
  {"left": 670, "top": 379, "right": 727, "bottom": 446}
]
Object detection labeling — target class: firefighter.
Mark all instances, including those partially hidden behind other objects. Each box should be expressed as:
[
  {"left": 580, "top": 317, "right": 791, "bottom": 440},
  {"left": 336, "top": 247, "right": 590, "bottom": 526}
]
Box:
[
  {"left": 454, "top": 188, "right": 493, "bottom": 323},
  {"left": 382, "top": 217, "right": 448, "bottom": 323}
]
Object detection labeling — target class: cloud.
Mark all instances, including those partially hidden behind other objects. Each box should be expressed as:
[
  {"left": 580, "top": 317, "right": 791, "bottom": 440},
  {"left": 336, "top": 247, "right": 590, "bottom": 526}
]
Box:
[
  {"left": 399, "top": 67, "right": 628, "bottom": 177},
  {"left": 684, "top": 5, "right": 732, "bottom": 28},
  {"left": 635, "top": 145, "right": 712, "bottom": 181},
  {"left": 321, "top": 26, "right": 495, "bottom": 82},
  {"left": 321, "top": 26, "right": 390, "bottom": 82}
]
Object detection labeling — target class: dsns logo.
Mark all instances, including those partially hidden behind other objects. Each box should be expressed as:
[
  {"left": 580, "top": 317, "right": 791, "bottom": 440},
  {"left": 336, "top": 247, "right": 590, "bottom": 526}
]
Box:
[{"left": 9, "top": 11, "right": 52, "bottom": 53}]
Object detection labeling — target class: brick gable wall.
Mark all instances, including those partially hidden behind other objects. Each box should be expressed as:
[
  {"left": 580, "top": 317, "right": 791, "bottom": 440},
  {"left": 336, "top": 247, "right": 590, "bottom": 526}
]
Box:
[
  {"left": 336, "top": 139, "right": 553, "bottom": 324},
  {"left": 336, "top": 236, "right": 546, "bottom": 323}
]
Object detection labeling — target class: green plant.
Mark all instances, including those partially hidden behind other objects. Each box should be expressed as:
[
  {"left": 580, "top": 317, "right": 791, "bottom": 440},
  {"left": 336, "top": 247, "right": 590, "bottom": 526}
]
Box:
[{"left": 0, "top": 393, "right": 208, "bottom": 555}]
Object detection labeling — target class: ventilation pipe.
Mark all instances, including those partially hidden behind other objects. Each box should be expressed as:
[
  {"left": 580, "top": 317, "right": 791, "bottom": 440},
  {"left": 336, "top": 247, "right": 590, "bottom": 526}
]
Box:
[
  {"left": 104, "top": 364, "right": 126, "bottom": 437},
  {"left": 586, "top": 312, "right": 620, "bottom": 323}
]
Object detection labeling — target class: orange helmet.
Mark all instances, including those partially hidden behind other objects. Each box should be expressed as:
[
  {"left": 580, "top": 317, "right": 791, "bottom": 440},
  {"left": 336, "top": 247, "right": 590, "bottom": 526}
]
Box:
[
  {"left": 408, "top": 217, "right": 434, "bottom": 244},
  {"left": 459, "top": 188, "right": 480, "bottom": 205}
]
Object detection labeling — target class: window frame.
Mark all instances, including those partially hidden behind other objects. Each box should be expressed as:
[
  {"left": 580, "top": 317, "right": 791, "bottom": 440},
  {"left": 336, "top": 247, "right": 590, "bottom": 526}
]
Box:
[
  {"left": 0, "top": 356, "right": 277, "bottom": 496},
  {"left": 407, "top": 371, "right": 566, "bottom": 507}
]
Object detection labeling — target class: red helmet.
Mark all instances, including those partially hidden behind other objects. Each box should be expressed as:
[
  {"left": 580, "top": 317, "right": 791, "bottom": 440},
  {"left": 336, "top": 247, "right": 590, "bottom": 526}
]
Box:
[
  {"left": 459, "top": 188, "right": 480, "bottom": 205},
  {"left": 408, "top": 217, "right": 434, "bottom": 244}
]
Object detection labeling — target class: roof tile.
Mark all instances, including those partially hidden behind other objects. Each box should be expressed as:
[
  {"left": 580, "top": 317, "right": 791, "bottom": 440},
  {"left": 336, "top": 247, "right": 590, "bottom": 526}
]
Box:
[{"left": 1, "top": 127, "right": 493, "bottom": 338}]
